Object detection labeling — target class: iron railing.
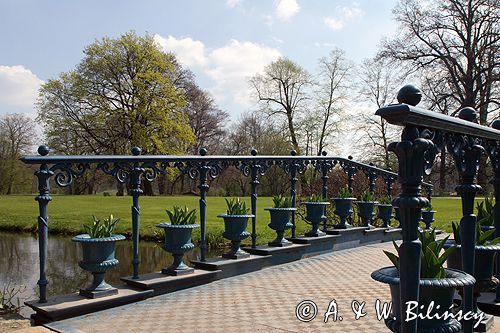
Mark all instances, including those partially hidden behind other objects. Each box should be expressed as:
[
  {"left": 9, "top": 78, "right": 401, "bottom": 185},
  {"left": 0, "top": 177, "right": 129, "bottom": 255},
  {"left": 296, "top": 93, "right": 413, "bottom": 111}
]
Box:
[
  {"left": 21, "top": 148, "right": 430, "bottom": 303},
  {"left": 376, "top": 84, "right": 500, "bottom": 333}
]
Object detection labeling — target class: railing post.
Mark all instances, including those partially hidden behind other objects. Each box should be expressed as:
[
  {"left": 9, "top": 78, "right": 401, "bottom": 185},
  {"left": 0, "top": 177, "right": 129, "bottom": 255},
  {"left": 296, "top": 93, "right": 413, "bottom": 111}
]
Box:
[
  {"left": 387, "top": 90, "right": 435, "bottom": 333},
  {"left": 447, "top": 108, "right": 483, "bottom": 333},
  {"left": 34, "top": 145, "right": 53, "bottom": 303},
  {"left": 425, "top": 185, "right": 433, "bottom": 205},
  {"left": 250, "top": 149, "right": 259, "bottom": 248},
  {"left": 130, "top": 147, "right": 144, "bottom": 279},
  {"left": 319, "top": 151, "right": 334, "bottom": 231},
  {"left": 385, "top": 175, "right": 394, "bottom": 198},
  {"left": 365, "top": 163, "right": 378, "bottom": 194},
  {"left": 487, "top": 120, "right": 500, "bottom": 302},
  {"left": 345, "top": 155, "right": 357, "bottom": 194},
  {"left": 342, "top": 156, "right": 357, "bottom": 226},
  {"left": 289, "top": 150, "right": 298, "bottom": 238},
  {"left": 198, "top": 148, "right": 209, "bottom": 262}
]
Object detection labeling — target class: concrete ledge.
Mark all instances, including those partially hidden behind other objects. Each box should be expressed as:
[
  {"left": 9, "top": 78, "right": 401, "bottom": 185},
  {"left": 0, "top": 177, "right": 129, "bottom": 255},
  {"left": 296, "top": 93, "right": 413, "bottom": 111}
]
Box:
[
  {"left": 242, "top": 243, "right": 310, "bottom": 265},
  {"left": 25, "top": 286, "right": 153, "bottom": 325},
  {"left": 121, "top": 269, "right": 219, "bottom": 296},
  {"left": 362, "top": 227, "right": 389, "bottom": 244},
  {"left": 477, "top": 291, "right": 500, "bottom": 316},
  {"left": 191, "top": 255, "right": 270, "bottom": 279},
  {"left": 287, "top": 234, "right": 344, "bottom": 256},
  {"left": 325, "top": 226, "right": 368, "bottom": 236}
]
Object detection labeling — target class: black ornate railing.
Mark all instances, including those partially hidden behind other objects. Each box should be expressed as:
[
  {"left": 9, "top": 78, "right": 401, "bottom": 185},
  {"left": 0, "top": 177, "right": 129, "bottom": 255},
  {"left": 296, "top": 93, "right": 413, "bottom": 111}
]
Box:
[
  {"left": 21, "top": 147, "right": 430, "bottom": 303},
  {"left": 376, "top": 84, "right": 500, "bottom": 333}
]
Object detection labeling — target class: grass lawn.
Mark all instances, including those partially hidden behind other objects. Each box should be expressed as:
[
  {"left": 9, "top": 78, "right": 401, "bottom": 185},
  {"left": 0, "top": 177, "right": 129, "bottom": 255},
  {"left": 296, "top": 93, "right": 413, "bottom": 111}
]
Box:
[{"left": 0, "top": 195, "right": 485, "bottom": 246}]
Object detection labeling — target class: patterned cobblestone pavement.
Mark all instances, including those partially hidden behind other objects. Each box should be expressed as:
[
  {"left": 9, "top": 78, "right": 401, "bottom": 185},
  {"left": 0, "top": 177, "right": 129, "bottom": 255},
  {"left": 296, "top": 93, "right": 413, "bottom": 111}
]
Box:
[{"left": 45, "top": 242, "right": 498, "bottom": 333}]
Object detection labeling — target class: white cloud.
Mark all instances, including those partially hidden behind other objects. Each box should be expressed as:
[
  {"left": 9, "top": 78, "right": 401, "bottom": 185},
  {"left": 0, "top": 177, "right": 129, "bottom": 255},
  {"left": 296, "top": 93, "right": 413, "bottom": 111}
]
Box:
[
  {"left": 154, "top": 35, "right": 206, "bottom": 67},
  {"left": 226, "top": 0, "right": 241, "bottom": 8},
  {"left": 324, "top": 3, "right": 363, "bottom": 31},
  {"left": 205, "top": 40, "right": 281, "bottom": 107},
  {"left": 0, "top": 65, "right": 43, "bottom": 108},
  {"left": 155, "top": 35, "right": 281, "bottom": 112},
  {"left": 324, "top": 17, "right": 344, "bottom": 31},
  {"left": 262, "top": 14, "right": 274, "bottom": 26},
  {"left": 276, "top": 0, "right": 300, "bottom": 21}
]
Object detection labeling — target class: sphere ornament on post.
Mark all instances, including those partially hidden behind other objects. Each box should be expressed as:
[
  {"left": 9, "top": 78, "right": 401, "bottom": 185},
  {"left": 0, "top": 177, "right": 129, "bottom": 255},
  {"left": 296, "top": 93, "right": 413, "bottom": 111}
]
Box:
[
  {"left": 38, "top": 145, "right": 50, "bottom": 156},
  {"left": 397, "top": 84, "right": 423, "bottom": 106}
]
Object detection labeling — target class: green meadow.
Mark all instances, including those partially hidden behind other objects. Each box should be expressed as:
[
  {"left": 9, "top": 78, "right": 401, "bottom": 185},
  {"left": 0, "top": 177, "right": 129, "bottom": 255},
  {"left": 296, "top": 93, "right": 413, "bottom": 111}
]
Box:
[{"left": 0, "top": 195, "right": 482, "bottom": 247}]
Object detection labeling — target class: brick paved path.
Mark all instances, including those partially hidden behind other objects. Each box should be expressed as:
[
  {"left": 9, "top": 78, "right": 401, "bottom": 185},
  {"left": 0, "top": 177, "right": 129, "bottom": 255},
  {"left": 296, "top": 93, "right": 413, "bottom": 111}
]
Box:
[{"left": 44, "top": 242, "right": 498, "bottom": 333}]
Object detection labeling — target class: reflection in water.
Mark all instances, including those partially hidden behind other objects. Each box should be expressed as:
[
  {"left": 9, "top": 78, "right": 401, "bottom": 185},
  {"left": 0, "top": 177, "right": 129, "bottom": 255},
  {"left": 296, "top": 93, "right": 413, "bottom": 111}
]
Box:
[{"left": 0, "top": 232, "right": 220, "bottom": 317}]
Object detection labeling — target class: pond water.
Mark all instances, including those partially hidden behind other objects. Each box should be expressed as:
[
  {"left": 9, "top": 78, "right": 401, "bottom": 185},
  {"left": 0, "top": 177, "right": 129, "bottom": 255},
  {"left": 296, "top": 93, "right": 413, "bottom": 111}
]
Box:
[{"left": 0, "top": 232, "right": 220, "bottom": 317}]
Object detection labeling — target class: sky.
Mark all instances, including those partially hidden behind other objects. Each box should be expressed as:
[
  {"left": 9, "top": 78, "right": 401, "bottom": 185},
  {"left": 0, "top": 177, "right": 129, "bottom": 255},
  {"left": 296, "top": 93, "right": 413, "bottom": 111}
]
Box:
[{"left": 0, "top": 0, "right": 399, "bottom": 121}]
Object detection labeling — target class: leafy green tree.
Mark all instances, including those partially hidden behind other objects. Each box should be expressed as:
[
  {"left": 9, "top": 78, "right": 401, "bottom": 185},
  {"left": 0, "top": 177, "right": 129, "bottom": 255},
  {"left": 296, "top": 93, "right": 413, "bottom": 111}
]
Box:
[{"left": 38, "top": 32, "right": 195, "bottom": 157}]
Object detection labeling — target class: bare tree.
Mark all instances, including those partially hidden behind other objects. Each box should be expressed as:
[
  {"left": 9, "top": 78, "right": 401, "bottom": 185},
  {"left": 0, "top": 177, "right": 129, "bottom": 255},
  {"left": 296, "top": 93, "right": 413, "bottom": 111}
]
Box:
[
  {"left": 183, "top": 82, "right": 229, "bottom": 154},
  {"left": 381, "top": 0, "right": 500, "bottom": 124},
  {"left": 250, "top": 57, "right": 311, "bottom": 153},
  {"left": 312, "top": 48, "right": 352, "bottom": 155},
  {"left": 355, "top": 58, "right": 405, "bottom": 169},
  {"left": 0, "top": 114, "right": 37, "bottom": 194}
]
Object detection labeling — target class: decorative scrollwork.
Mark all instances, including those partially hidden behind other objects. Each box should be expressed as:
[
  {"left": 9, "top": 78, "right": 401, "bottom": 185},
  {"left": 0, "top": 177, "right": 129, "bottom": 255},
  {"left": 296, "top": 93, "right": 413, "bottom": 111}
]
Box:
[
  {"left": 142, "top": 161, "right": 168, "bottom": 182},
  {"left": 97, "top": 162, "right": 132, "bottom": 183},
  {"left": 446, "top": 133, "right": 484, "bottom": 175},
  {"left": 176, "top": 160, "right": 228, "bottom": 181},
  {"left": 239, "top": 160, "right": 272, "bottom": 178},
  {"left": 314, "top": 159, "right": 336, "bottom": 174},
  {"left": 485, "top": 139, "right": 500, "bottom": 172},
  {"left": 278, "top": 160, "right": 307, "bottom": 175},
  {"left": 50, "top": 162, "right": 89, "bottom": 187}
]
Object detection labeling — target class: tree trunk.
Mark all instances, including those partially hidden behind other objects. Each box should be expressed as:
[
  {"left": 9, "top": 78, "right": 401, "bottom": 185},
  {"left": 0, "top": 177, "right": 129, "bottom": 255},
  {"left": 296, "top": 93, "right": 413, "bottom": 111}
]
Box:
[
  {"left": 157, "top": 174, "right": 166, "bottom": 195},
  {"left": 116, "top": 182, "right": 124, "bottom": 196},
  {"left": 286, "top": 108, "right": 300, "bottom": 153},
  {"left": 143, "top": 181, "right": 154, "bottom": 196},
  {"left": 477, "top": 156, "right": 490, "bottom": 194}
]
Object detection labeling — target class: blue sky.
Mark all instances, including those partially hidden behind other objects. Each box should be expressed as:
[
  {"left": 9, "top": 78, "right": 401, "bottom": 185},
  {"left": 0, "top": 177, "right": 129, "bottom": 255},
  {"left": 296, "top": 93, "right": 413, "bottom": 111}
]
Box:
[{"left": 0, "top": 0, "right": 399, "bottom": 120}]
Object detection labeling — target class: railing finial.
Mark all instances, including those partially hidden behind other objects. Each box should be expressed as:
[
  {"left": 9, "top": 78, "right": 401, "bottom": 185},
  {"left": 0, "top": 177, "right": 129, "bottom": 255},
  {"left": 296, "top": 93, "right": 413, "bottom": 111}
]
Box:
[
  {"left": 251, "top": 148, "right": 258, "bottom": 156},
  {"left": 290, "top": 150, "right": 297, "bottom": 156},
  {"left": 321, "top": 150, "right": 327, "bottom": 156},
  {"left": 492, "top": 120, "right": 500, "bottom": 130},
  {"left": 199, "top": 148, "right": 208, "bottom": 156},
  {"left": 38, "top": 145, "right": 49, "bottom": 156},
  {"left": 458, "top": 107, "right": 478, "bottom": 123},
  {"left": 131, "top": 147, "right": 142, "bottom": 156},
  {"left": 397, "top": 84, "right": 422, "bottom": 106}
]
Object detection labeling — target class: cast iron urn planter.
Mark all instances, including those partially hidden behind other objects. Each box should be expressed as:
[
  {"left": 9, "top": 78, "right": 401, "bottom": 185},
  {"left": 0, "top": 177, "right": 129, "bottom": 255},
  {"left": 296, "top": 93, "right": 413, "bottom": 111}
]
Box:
[
  {"left": 356, "top": 201, "right": 377, "bottom": 228},
  {"left": 217, "top": 214, "right": 254, "bottom": 259},
  {"left": 265, "top": 207, "right": 296, "bottom": 246},
  {"left": 421, "top": 210, "right": 436, "bottom": 229},
  {"left": 371, "top": 266, "right": 475, "bottom": 333},
  {"left": 303, "top": 202, "right": 330, "bottom": 237},
  {"left": 72, "top": 234, "right": 125, "bottom": 298},
  {"left": 332, "top": 198, "right": 355, "bottom": 229},
  {"left": 377, "top": 204, "right": 393, "bottom": 228},
  {"left": 445, "top": 241, "right": 500, "bottom": 315},
  {"left": 156, "top": 223, "right": 200, "bottom": 275}
]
